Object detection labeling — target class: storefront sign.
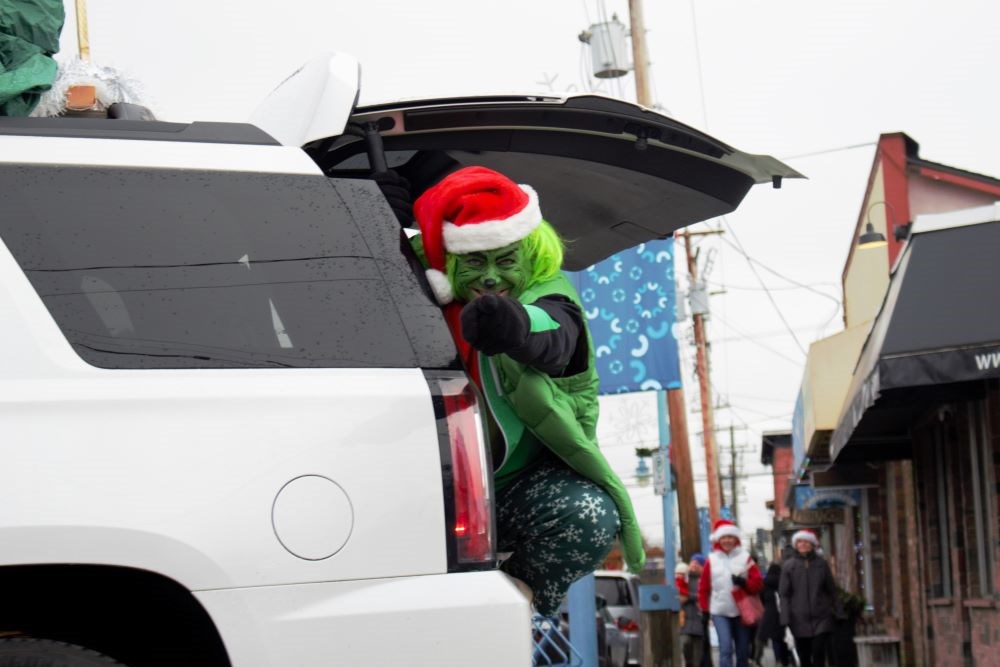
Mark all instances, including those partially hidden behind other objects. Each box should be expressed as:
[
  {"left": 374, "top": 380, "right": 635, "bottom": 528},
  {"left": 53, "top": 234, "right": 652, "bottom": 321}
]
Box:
[{"left": 792, "top": 507, "right": 845, "bottom": 525}]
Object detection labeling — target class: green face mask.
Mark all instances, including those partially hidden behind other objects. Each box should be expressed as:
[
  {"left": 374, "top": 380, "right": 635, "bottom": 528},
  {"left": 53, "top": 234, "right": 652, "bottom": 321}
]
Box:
[{"left": 452, "top": 242, "right": 530, "bottom": 302}]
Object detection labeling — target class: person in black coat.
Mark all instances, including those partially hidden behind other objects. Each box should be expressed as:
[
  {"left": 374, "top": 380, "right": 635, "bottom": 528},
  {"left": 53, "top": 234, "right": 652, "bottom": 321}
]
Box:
[
  {"left": 779, "top": 529, "right": 836, "bottom": 667},
  {"left": 757, "top": 563, "right": 790, "bottom": 665},
  {"left": 680, "top": 559, "right": 706, "bottom": 667}
]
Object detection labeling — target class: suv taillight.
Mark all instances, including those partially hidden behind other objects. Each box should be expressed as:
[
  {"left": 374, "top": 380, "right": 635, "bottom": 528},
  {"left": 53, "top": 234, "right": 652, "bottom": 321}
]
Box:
[{"left": 426, "top": 372, "right": 496, "bottom": 570}]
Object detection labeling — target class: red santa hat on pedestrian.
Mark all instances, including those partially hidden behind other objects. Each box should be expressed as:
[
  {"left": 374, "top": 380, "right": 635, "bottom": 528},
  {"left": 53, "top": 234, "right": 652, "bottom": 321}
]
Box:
[
  {"left": 791, "top": 528, "right": 819, "bottom": 547},
  {"left": 413, "top": 166, "right": 542, "bottom": 305},
  {"left": 710, "top": 519, "right": 742, "bottom": 543}
]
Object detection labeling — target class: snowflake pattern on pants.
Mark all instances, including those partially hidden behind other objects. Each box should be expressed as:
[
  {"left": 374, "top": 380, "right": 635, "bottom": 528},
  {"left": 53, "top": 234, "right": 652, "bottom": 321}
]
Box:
[{"left": 497, "top": 460, "right": 621, "bottom": 616}]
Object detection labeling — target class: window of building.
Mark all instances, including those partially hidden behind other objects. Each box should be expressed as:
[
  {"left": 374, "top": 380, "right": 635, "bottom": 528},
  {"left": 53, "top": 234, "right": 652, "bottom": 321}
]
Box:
[
  {"left": 960, "top": 401, "right": 995, "bottom": 599},
  {"left": 915, "top": 420, "right": 952, "bottom": 599},
  {"left": 855, "top": 492, "right": 874, "bottom": 609}
]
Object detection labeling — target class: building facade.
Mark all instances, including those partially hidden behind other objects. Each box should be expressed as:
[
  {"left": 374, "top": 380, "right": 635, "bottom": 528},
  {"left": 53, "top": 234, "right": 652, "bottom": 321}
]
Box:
[{"left": 785, "top": 133, "right": 1000, "bottom": 665}]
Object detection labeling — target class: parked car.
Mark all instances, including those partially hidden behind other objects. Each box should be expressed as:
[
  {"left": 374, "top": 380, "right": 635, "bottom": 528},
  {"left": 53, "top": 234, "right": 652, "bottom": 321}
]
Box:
[
  {"left": 0, "top": 53, "right": 797, "bottom": 666},
  {"left": 596, "top": 597, "right": 630, "bottom": 667},
  {"left": 596, "top": 570, "right": 645, "bottom": 666}
]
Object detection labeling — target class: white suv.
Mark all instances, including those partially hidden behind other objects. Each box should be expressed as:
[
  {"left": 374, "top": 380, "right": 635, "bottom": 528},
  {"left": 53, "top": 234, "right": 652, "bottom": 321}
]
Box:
[{"left": 0, "top": 54, "right": 796, "bottom": 666}]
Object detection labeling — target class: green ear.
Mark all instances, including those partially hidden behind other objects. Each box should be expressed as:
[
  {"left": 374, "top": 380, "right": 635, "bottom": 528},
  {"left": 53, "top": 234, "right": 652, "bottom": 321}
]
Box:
[{"left": 409, "top": 234, "right": 430, "bottom": 268}]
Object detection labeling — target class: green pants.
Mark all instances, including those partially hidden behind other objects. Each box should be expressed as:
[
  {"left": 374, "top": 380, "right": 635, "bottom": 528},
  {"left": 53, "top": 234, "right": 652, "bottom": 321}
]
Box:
[{"left": 497, "top": 459, "right": 621, "bottom": 616}]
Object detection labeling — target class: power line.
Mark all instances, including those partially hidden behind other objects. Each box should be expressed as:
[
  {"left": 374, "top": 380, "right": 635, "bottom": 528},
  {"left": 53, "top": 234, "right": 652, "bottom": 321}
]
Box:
[
  {"left": 719, "top": 217, "right": 808, "bottom": 355},
  {"left": 688, "top": 0, "right": 709, "bottom": 130},
  {"left": 780, "top": 141, "right": 877, "bottom": 161},
  {"left": 724, "top": 392, "right": 795, "bottom": 404},
  {"left": 710, "top": 320, "right": 842, "bottom": 345},
  {"left": 717, "top": 235, "right": 842, "bottom": 307},
  {"left": 705, "top": 277, "right": 840, "bottom": 295}
]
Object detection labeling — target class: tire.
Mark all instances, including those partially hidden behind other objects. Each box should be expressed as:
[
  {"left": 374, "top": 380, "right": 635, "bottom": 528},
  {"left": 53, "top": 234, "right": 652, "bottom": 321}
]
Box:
[{"left": 0, "top": 638, "right": 125, "bottom": 667}]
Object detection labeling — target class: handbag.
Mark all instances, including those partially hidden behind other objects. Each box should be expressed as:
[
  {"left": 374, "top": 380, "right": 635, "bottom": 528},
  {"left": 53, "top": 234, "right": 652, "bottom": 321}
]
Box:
[{"left": 732, "top": 586, "right": 765, "bottom": 626}]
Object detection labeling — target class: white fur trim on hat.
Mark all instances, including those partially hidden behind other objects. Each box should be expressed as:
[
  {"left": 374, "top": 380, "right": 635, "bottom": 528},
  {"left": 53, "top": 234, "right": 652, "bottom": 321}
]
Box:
[
  {"left": 675, "top": 562, "right": 689, "bottom": 575},
  {"left": 792, "top": 530, "right": 819, "bottom": 547},
  {"left": 441, "top": 185, "right": 541, "bottom": 254},
  {"left": 425, "top": 268, "right": 454, "bottom": 305},
  {"left": 710, "top": 524, "right": 741, "bottom": 542}
]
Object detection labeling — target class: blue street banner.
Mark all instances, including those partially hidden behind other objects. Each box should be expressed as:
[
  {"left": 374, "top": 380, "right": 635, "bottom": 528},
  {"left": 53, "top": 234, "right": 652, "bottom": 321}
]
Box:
[{"left": 566, "top": 239, "right": 681, "bottom": 395}]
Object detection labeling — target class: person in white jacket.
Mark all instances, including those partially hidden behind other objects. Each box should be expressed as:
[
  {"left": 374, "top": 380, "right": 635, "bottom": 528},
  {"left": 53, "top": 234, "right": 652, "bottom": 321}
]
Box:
[{"left": 697, "top": 519, "right": 764, "bottom": 667}]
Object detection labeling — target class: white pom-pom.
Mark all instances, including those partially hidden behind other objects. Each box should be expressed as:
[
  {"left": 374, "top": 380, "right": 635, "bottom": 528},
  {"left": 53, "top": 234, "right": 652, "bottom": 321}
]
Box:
[{"left": 426, "top": 269, "right": 454, "bottom": 305}]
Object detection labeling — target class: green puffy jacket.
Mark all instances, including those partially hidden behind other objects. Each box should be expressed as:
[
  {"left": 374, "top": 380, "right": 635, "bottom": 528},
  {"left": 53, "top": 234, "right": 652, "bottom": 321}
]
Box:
[
  {"left": 478, "top": 273, "right": 646, "bottom": 573},
  {"left": 0, "top": 0, "right": 65, "bottom": 116}
]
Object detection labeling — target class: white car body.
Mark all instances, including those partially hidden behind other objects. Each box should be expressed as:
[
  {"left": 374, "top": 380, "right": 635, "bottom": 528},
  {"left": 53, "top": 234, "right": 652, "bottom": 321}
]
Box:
[
  {"left": 0, "top": 133, "right": 527, "bottom": 665},
  {"left": 0, "top": 54, "right": 797, "bottom": 666}
]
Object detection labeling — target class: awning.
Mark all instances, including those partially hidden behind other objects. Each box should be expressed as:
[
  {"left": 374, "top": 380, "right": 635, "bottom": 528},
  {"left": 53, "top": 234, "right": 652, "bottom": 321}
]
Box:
[{"left": 830, "top": 203, "right": 1000, "bottom": 462}]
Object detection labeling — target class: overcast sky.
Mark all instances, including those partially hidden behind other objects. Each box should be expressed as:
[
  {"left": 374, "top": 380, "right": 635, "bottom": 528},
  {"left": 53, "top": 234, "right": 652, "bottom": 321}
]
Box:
[{"left": 60, "top": 0, "right": 1000, "bottom": 547}]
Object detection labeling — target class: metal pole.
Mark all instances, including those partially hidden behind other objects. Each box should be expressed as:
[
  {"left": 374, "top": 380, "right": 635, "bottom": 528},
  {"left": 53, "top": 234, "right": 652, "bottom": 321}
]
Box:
[
  {"left": 567, "top": 574, "right": 598, "bottom": 667},
  {"left": 658, "top": 394, "right": 677, "bottom": 582}
]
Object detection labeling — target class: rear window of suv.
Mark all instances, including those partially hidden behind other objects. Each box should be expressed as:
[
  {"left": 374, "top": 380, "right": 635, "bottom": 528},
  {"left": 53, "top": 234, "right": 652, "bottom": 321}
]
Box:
[{"left": 0, "top": 164, "right": 457, "bottom": 369}]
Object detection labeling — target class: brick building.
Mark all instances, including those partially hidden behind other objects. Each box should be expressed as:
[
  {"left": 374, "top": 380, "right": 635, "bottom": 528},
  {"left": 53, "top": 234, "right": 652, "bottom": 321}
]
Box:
[
  {"left": 761, "top": 431, "right": 793, "bottom": 521},
  {"left": 789, "top": 134, "right": 1000, "bottom": 665}
]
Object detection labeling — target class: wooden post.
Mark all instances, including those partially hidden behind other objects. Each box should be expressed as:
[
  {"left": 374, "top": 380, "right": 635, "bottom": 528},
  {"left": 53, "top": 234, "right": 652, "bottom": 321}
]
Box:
[
  {"left": 627, "top": 0, "right": 651, "bottom": 108},
  {"left": 683, "top": 231, "right": 723, "bottom": 522},
  {"left": 667, "top": 389, "right": 701, "bottom": 560},
  {"left": 75, "top": 0, "right": 91, "bottom": 61}
]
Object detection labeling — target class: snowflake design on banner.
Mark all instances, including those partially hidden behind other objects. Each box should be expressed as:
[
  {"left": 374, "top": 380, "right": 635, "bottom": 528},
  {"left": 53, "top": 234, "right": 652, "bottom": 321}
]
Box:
[
  {"left": 601, "top": 393, "right": 658, "bottom": 450},
  {"left": 566, "top": 239, "right": 681, "bottom": 394}
]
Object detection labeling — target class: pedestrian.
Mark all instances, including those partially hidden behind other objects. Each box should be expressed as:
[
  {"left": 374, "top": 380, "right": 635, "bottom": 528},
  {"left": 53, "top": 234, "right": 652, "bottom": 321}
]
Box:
[
  {"left": 779, "top": 529, "right": 836, "bottom": 667},
  {"left": 681, "top": 555, "right": 708, "bottom": 667},
  {"left": 407, "top": 166, "right": 645, "bottom": 616},
  {"left": 698, "top": 519, "right": 764, "bottom": 667},
  {"left": 676, "top": 561, "right": 691, "bottom": 598},
  {"left": 757, "top": 563, "right": 790, "bottom": 666}
]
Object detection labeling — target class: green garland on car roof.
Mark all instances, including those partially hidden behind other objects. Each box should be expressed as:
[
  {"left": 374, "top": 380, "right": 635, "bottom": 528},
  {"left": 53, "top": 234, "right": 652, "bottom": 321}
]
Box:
[{"left": 0, "top": 0, "right": 65, "bottom": 116}]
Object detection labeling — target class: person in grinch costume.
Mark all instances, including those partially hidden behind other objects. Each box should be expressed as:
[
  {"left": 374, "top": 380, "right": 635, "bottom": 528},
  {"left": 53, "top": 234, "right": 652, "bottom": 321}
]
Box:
[
  {"left": 0, "top": 0, "right": 65, "bottom": 116},
  {"left": 411, "top": 166, "right": 644, "bottom": 615}
]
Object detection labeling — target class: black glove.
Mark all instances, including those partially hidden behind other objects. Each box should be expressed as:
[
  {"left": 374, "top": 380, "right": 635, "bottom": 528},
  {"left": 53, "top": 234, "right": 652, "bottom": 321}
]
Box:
[
  {"left": 731, "top": 574, "right": 747, "bottom": 588},
  {"left": 460, "top": 294, "right": 529, "bottom": 356},
  {"left": 701, "top": 611, "right": 710, "bottom": 626},
  {"left": 372, "top": 170, "right": 413, "bottom": 227}
]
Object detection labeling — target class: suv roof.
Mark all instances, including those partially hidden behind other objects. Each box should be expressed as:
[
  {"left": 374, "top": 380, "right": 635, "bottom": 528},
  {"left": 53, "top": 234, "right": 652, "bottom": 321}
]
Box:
[{"left": 0, "top": 116, "right": 278, "bottom": 145}]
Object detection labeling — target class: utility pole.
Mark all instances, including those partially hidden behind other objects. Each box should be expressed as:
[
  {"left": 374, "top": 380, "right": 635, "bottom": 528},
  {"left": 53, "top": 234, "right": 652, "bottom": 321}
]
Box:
[
  {"left": 666, "top": 392, "right": 700, "bottom": 559},
  {"left": 625, "top": 0, "right": 700, "bottom": 565},
  {"left": 627, "top": 4, "right": 681, "bottom": 666},
  {"left": 627, "top": 0, "right": 651, "bottom": 108},
  {"left": 730, "top": 424, "right": 739, "bottom": 526},
  {"left": 682, "top": 231, "right": 723, "bottom": 523}
]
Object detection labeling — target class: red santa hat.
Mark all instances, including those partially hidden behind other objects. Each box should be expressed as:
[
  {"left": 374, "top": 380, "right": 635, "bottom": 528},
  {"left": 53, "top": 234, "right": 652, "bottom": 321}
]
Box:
[
  {"left": 791, "top": 528, "right": 819, "bottom": 547},
  {"left": 413, "top": 166, "right": 542, "bottom": 305},
  {"left": 710, "top": 519, "right": 741, "bottom": 543}
]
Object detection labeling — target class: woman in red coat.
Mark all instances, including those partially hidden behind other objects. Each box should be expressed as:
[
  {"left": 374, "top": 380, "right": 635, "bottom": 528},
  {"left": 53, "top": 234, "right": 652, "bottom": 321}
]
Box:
[{"left": 698, "top": 519, "right": 764, "bottom": 667}]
